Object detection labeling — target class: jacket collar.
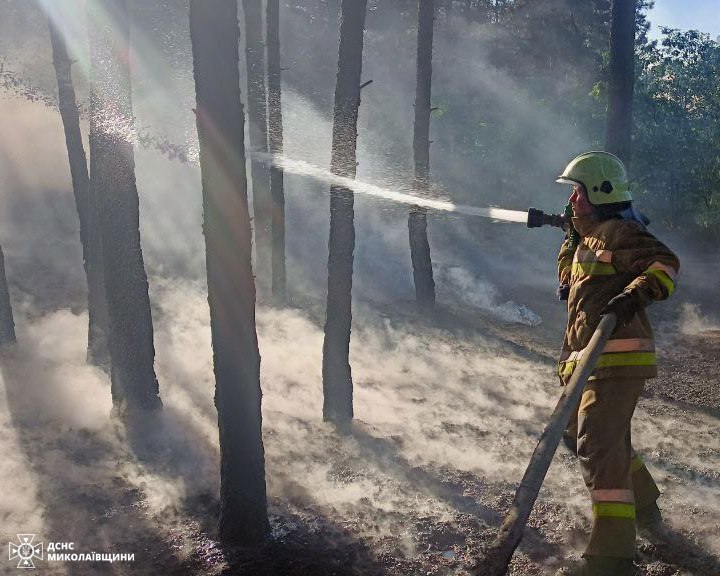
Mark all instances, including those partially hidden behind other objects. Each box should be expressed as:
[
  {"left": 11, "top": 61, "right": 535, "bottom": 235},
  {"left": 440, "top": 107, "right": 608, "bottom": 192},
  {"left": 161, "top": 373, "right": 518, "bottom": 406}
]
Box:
[{"left": 571, "top": 214, "right": 601, "bottom": 237}]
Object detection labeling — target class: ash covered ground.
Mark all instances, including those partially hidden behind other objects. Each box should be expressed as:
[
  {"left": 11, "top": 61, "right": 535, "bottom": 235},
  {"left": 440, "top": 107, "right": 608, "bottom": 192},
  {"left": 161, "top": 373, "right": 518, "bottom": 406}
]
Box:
[{"left": 1, "top": 286, "right": 719, "bottom": 576}]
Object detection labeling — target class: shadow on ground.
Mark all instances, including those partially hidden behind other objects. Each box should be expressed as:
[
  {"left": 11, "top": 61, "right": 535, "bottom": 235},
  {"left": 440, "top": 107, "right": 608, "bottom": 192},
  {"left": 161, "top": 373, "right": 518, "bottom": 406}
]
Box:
[
  {"left": 0, "top": 348, "right": 191, "bottom": 576},
  {"left": 215, "top": 509, "right": 388, "bottom": 576}
]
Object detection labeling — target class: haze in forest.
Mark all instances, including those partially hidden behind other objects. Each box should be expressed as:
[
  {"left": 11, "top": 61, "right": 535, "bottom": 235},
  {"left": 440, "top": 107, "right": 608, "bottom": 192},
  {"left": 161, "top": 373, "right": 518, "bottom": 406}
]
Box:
[{"left": 1, "top": 1, "right": 719, "bottom": 575}]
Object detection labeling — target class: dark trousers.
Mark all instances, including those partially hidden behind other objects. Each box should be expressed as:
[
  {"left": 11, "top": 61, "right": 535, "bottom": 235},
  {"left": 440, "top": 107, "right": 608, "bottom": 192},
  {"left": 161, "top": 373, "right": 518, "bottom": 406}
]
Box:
[{"left": 563, "top": 378, "right": 661, "bottom": 559}]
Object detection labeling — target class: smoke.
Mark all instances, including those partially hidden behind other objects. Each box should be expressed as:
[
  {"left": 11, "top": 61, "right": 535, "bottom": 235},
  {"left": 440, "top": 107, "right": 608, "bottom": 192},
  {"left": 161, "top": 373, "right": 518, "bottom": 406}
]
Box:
[
  {"left": 0, "top": 0, "right": 573, "bottom": 309},
  {"left": 0, "top": 373, "right": 45, "bottom": 537},
  {"left": 676, "top": 303, "right": 720, "bottom": 335},
  {"left": 2, "top": 278, "right": 719, "bottom": 570},
  {"left": 0, "top": 274, "right": 563, "bottom": 562},
  {"left": 439, "top": 266, "right": 542, "bottom": 326},
  {"left": 0, "top": 99, "right": 87, "bottom": 314},
  {"left": 135, "top": 149, "right": 205, "bottom": 280},
  {"left": 172, "top": 283, "right": 576, "bottom": 549},
  {"left": 631, "top": 396, "right": 720, "bottom": 556},
  {"left": 1, "top": 2, "right": 719, "bottom": 573}
]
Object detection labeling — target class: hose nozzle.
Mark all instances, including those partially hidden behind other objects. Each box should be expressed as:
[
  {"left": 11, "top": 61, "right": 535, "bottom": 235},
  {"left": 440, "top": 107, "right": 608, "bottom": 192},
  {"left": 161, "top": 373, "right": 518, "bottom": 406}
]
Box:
[{"left": 527, "top": 207, "right": 566, "bottom": 229}]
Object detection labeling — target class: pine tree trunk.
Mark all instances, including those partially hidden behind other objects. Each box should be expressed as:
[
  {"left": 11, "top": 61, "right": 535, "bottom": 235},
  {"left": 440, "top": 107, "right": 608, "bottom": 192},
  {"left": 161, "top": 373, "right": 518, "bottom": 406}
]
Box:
[
  {"left": 189, "top": 0, "right": 269, "bottom": 545},
  {"left": 0, "top": 244, "right": 16, "bottom": 347},
  {"left": 606, "top": 0, "right": 636, "bottom": 166},
  {"left": 87, "top": 0, "right": 161, "bottom": 412},
  {"left": 409, "top": 0, "right": 436, "bottom": 309},
  {"left": 322, "top": 0, "right": 368, "bottom": 424},
  {"left": 49, "top": 19, "right": 110, "bottom": 369},
  {"left": 242, "top": 0, "right": 272, "bottom": 296},
  {"left": 266, "top": 0, "right": 286, "bottom": 305}
]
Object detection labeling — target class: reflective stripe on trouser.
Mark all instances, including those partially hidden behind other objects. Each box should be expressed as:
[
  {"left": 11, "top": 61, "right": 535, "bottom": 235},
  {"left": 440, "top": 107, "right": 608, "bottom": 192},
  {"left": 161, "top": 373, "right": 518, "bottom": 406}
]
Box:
[
  {"left": 561, "top": 378, "right": 647, "bottom": 559},
  {"left": 563, "top": 439, "right": 661, "bottom": 513}
]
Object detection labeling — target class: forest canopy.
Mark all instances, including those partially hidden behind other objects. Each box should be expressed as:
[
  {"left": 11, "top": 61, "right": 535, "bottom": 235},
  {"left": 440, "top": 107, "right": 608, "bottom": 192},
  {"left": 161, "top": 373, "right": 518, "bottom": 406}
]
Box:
[{"left": 351, "top": 0, "right": 720, "bottom": 236}]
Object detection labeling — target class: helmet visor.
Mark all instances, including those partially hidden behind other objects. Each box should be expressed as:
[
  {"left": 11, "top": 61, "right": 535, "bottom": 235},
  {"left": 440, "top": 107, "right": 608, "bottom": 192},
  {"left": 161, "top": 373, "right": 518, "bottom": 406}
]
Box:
[{"left": 556, "top": 177, "right": 583, "bottom": 187}]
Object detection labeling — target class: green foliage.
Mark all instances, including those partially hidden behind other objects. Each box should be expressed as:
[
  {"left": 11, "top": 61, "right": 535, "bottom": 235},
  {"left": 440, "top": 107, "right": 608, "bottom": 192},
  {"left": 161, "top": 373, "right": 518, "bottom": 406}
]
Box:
[
  {"left": 427, "top": 0, "right": 720, "bottom": 235},
  {"left": 293, "top": 0, "right": 718, "bottom": 236},
  {"left": 633, "top": 28, "right": 720, "bottom": 234}
]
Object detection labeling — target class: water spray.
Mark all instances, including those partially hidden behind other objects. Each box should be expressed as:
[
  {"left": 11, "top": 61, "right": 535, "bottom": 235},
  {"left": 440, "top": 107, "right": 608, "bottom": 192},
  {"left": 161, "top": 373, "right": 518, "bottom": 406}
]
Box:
[
  {"left": 264, "top": 154, "right": 575, "bottom": 233},
  {"left": 266, "top": 154, "right": 530, "bottom": 223},
  {"left": 268, "top": 153, "right": 577, "bottom": 304}
]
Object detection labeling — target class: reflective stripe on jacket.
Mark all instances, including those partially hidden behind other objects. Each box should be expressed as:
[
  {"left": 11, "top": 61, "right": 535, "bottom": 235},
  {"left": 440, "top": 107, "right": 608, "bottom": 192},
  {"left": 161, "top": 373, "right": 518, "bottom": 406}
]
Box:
[{"left": 557, "top": 215, "right": 680, "bottom": 381}]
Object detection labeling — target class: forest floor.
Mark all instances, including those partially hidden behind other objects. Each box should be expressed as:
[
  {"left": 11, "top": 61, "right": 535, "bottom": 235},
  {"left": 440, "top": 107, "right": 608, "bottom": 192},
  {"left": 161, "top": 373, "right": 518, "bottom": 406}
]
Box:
[{"left": 1, "top": 296, "right": 719, "bottom": 576}]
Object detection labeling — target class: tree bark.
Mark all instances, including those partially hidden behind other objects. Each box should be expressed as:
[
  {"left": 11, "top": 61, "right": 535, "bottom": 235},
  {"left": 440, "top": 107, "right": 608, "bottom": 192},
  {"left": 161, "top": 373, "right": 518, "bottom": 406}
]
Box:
[
  {"left": 49, "top": 19, "right": 110, "bottom": 368},
  {"left": 242, "top": 0, "right": 272, "bottom": 296},
  {"left": 322, "top": 0, "right": 368, "bottom": 424},
  {"left": 189, "top": 0, "right": 269, "bottom": 545},
  {"left": 606, "top": 0, "right": 636, "bottom": 166},
  {"left": 87, "top": 0, "right": 161, "bottom": 412},
  {"left": 409, "top": 0, "right": 436, "bottom": 309},
  {"left": 0, "top": 244, "right": 16, "bottom": 347},
  {"left": 266, "top": 0, "right": 286, "bottom": 305}
]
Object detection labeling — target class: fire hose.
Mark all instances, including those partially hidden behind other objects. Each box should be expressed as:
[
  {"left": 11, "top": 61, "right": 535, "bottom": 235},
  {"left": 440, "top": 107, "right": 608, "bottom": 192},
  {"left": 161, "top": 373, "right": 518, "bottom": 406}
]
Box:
[{"left": 473, "top": 313, "right": 618, "bottom": 576}]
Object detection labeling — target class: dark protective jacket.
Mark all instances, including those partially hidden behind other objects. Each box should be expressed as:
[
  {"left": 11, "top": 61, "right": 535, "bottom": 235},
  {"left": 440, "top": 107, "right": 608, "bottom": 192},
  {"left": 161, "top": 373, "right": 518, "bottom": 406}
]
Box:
[{"left": 557, "top": 214, "right": 680, "bottom": 381}]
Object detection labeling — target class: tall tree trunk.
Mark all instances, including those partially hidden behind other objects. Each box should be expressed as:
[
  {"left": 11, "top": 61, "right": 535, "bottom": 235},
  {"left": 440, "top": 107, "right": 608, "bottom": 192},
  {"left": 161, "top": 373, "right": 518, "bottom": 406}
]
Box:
[
  {"left": 606, "top": 0, "right": 636, "bottom": 166},
  {"left": 87, "top": 0, "right": 161, "bottom": 412},
  {"left": 266, "top": 0, "right": 286, "bottom": 305},
  {"left": 0, "top": 244, "right": 16, "bottom": 347},
  {"left": 322, "top": 0, "right": 368, "bottom": 424},
  {"left": 408, "top": 0, "right": 436, "bottom": 309},
  {"left": 189, "top": 0, "right": 269, "bottom": 544},
  {"left": 49, "top": 19, "right": 110, "bottom": 369},
  {"left": 242, "top": 0, "right": 272, "bottom": 296}
]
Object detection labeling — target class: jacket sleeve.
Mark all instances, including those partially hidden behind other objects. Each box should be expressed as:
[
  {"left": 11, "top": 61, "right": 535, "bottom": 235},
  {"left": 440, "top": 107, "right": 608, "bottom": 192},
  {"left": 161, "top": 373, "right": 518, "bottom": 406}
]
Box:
[
  {"left": 612, "top": 224, "right": 680, "bottom": 306},
  {"left": 557, "top": 237, "right": 576, "bottom": 286}
]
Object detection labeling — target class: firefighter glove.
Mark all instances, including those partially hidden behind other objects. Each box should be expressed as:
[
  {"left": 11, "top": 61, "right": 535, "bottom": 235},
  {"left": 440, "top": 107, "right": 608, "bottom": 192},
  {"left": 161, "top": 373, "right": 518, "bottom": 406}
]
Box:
[{"left": 602, "top": 291, "right": 640, "bottom": 326}]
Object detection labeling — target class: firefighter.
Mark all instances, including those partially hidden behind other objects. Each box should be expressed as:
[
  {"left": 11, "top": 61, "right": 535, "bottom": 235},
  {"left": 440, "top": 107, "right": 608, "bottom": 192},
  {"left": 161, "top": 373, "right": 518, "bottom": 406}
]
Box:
[{"left": 554, "top": 152, "right": 679, "bottom": 576}]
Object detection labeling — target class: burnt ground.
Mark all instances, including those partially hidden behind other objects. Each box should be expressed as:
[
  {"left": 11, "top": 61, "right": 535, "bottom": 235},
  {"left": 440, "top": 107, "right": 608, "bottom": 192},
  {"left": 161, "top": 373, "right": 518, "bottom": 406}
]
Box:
[
  {"left": 652, "top": 330, "right": 720, "bottom": 417},
  {"left": 1, "top": 301, "right": 718, "bottom": 576}
]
